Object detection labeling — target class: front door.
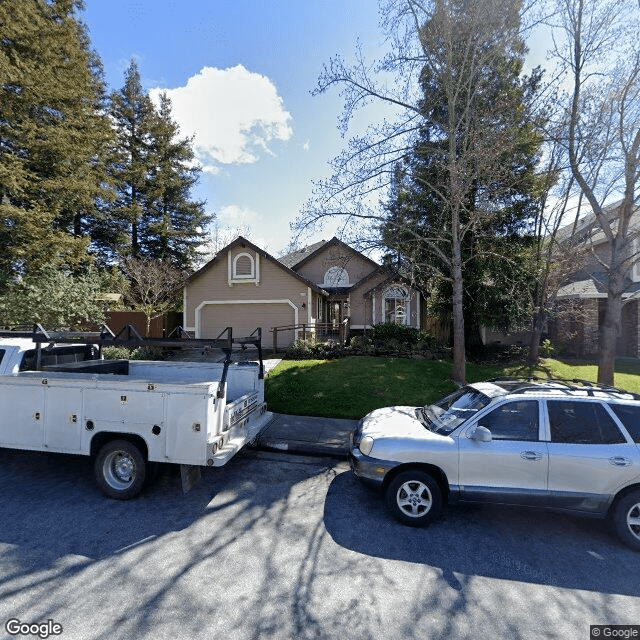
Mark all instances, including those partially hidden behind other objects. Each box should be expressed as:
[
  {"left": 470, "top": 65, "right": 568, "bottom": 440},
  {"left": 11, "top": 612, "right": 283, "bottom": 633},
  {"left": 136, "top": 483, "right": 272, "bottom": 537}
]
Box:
[{"left": 328, "top": 299, "right": 345, "bottom": 326}]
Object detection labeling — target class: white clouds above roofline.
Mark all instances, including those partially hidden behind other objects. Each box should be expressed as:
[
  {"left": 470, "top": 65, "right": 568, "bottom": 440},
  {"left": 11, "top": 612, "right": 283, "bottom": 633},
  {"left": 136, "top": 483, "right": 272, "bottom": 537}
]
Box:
[{"left": 149, "top": 65, "right": 293, "bottom": 173}]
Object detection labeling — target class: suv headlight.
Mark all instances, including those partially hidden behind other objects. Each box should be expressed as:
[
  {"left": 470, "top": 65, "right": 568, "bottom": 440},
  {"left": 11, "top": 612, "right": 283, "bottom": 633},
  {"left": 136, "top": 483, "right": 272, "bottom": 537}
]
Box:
[{"left": 359, "top": 436, "right": 374, "bottom": 456}]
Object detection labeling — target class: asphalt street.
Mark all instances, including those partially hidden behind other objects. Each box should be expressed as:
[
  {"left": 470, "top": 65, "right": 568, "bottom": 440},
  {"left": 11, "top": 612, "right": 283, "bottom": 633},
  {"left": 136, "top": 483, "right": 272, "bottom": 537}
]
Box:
[{"left": 0, "top": 446, "right": 639, "bottom": 640}]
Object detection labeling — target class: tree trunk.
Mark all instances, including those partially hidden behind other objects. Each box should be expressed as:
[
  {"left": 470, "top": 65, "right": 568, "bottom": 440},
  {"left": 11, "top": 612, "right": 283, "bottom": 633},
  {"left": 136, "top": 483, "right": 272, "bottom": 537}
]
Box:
[
  {"left": 528, "top": 310, "right": 544, "bottom": 365},
  {"left": 452, "top": 234, "right": 466, "bottom": 385},
  {"left": 598, "top": 286, "right": 623, "bottom": 387}
]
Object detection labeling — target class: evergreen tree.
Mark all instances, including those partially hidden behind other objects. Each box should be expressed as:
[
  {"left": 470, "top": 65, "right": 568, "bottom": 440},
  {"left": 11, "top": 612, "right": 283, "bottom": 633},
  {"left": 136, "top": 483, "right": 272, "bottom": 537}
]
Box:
[
  {"left": 109, "top": 62, "right": 211, "bottom": 269},
  {"left": 381, "top": 0, "right": 544, "bottom": 350},
  {"left": 0, "top": 0, "right": 115, "bottom": 283},
  {"left": 143, "top": 93, "right": 210, "bottom": 270},
  {"left": 108, "top": 60, "right": 156, "bottom": 260}
]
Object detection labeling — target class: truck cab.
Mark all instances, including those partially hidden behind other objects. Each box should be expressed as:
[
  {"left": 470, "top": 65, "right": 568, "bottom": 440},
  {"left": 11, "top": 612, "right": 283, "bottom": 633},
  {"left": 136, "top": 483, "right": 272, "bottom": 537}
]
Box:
[{"left": 0, "top": 338, "right": 98, "bottom": 375}]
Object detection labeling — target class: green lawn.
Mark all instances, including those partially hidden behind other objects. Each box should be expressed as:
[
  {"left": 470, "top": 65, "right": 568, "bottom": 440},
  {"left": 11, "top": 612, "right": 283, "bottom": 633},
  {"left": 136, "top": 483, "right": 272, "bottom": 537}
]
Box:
[{"left": 264, "top": 356, "right": 640, "bottom": 419}]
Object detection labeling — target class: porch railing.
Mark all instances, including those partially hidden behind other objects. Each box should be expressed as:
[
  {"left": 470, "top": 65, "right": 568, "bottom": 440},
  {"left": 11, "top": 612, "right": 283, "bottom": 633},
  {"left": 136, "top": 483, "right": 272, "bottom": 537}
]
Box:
[{"left": 270, "top": 319, "right": 350, "bottom": 353}]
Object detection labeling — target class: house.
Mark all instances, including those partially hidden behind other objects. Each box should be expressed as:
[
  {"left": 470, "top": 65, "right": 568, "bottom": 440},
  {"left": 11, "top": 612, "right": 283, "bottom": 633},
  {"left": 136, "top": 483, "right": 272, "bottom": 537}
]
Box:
[
  {"left": 551, "top": 202, "right": 640, "bottom": 357},
  {"left": 183, "top": 236, "right": 424, "bottom": 346}
]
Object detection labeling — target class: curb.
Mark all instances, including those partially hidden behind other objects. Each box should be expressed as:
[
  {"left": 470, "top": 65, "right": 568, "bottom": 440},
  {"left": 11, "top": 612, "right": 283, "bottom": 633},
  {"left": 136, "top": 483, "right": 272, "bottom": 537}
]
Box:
[{"left": 254, "top": 439, "right": 349, "bottom": 460}]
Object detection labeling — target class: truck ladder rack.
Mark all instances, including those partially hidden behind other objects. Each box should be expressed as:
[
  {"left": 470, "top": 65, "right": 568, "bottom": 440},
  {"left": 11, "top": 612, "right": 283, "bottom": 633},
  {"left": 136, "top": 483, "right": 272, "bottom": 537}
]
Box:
[{"left": 0, "top": 324, "right": 265, "bottom": 385}]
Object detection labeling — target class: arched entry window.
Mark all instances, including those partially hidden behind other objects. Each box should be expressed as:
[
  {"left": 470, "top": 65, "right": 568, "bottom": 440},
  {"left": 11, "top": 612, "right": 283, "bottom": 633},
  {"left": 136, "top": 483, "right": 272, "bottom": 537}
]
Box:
[
  {"left": 322, "top": 266, "right": 349, "bottom": 287},
  {"left": 383, "top": 286, "right": 409, "bottom": 325}
]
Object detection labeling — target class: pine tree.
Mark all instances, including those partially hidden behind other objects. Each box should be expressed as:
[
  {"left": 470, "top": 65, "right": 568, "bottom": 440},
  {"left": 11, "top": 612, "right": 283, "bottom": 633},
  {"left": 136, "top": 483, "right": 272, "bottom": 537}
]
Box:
[
  {"left": 143, "top": 93, "right": 210, "bottom": 270},
  {"left": 108, "top": 59, "right": 156, "bottom": 260},
  {"left": 0, "top": 0, "right": 115, "bottom": 283},
  {"left": 109, "top": 63, "right": 211, "bottom": 269},
  {"left": 382, "top": 0, "right": 544, "bottom": 352}
]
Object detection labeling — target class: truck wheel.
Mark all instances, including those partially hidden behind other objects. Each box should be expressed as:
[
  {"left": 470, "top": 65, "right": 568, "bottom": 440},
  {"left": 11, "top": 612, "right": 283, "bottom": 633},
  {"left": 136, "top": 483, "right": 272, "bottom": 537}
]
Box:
[
  {"left": 386, "top": 470, "right": 442, "bottom": 526},
  {"left": 94, "top": 440, "right": 146, "bottom": 500},
  {"left": 612, "top": 490, "right": 640, "bottom": 551}
]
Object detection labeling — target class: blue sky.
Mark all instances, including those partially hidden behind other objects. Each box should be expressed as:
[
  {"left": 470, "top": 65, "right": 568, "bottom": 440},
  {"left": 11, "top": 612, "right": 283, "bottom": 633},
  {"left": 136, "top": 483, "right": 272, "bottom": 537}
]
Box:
[{"left": 80, "top": 1, "right": 551, "bottom": 259}]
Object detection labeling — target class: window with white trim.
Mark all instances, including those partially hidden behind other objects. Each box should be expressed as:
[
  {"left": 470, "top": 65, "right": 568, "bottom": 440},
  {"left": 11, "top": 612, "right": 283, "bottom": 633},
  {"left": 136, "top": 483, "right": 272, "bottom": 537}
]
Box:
[
  {"left": 383, "top": 286, "right": 409, "bottom": 325},
  {"left": 233, "top": 253, "right": 255, "bottom": 280}
]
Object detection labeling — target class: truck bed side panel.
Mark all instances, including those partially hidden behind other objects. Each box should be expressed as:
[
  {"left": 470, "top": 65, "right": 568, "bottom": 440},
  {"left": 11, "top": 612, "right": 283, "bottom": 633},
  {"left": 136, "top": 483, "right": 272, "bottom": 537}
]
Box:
[
  {"left": 44, "top": 386, "right": 83, "bottom": 451},
  {"left": 164, "top": 393, "right": 210, "bottom": 465},
  {"left": 0, "top": 381, "right": 44, "bottom": 447}
]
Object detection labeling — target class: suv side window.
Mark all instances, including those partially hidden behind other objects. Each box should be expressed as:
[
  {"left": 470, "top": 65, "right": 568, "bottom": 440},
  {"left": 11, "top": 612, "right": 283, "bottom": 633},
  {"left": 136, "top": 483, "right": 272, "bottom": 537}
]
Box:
[
  {"left": 608, "top": 404, "right": 640, "bottom": 444},
  {"left": 478, "top": 400, "right": 539, "bottom": 441},
  {"left": 547, "top": 400, "right": 626, "bottom": 444}
]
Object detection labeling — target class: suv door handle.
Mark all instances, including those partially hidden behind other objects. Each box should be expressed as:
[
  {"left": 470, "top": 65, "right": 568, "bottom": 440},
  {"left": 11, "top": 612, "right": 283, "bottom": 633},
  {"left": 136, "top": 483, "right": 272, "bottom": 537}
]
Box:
[
  {"left": 609, "top": 457, "right": 632, "bottom": 467},
  {"left": 521, "top": 451, "right": 543, "bottom": 461}
]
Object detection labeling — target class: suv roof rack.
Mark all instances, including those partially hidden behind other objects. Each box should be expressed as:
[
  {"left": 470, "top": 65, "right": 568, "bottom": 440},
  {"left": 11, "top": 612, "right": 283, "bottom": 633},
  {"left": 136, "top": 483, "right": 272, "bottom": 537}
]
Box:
[{"left": 489, "top": 376, "right": 640, "bottom": 401}]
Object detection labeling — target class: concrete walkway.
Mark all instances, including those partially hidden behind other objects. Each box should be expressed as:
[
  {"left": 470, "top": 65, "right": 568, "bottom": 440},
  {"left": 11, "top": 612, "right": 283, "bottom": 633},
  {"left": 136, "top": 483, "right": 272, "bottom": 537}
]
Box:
[
  {"left": 255, "top": 414, "right": 357, "bottom": 458},
  {"left": 170, "top": 348, "right": 355, "bottom": 458}
]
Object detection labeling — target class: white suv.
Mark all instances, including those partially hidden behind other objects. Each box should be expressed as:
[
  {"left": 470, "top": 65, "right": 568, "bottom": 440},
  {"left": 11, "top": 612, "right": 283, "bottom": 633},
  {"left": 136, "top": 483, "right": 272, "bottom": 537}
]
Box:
[{"left": 349, "top": 379, "right": 640, "bottom": 550}]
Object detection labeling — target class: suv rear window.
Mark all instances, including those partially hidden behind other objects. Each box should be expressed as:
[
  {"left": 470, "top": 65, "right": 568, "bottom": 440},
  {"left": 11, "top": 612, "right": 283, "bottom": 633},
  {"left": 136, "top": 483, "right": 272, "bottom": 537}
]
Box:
[
  {"left": 547, "top": 400, "right": 626, "bottom": 445},
  {"left": 609, "top": 404, "right": 640, "bottom": 443}
]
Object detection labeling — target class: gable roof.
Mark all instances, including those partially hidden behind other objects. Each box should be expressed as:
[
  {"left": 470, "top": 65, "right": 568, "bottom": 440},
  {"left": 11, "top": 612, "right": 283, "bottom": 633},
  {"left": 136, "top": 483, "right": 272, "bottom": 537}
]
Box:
[
  {"left": 280, "top": 237, "right": 381, "bottom": 272},
  {"left": 359, "top": 269, "right": 426, "bottom": 298},
  {"left": 278, "top": 240, "right": 327, "bottom": 269},
  {"left": 186, "top": 236, "right": 328, "bottom": 295},
  {"left": 556, "top": 199, "right": 640, "bottom": 245}
]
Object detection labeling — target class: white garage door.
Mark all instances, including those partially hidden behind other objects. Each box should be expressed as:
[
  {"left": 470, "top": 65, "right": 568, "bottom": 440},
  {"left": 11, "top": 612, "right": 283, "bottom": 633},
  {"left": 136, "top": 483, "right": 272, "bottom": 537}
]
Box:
[{"left": 198, "top": 301, "right": 297, "bottom": 346}]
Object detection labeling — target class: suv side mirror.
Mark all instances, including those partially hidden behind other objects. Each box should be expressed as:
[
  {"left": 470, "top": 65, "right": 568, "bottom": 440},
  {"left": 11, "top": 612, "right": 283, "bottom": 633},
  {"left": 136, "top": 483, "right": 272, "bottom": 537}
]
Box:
[{"left": 470, "top": 425, "right": 492, "bottom": 442}]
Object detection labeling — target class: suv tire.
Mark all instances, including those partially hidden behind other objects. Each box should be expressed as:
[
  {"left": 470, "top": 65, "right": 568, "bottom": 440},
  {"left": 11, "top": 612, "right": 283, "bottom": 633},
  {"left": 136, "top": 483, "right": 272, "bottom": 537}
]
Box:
[
  {"left": 386, "top": 470, "right": 443, "bottom": 526},
  {"left": 612, "top": 489, "right": 640, "bottom": 551}
]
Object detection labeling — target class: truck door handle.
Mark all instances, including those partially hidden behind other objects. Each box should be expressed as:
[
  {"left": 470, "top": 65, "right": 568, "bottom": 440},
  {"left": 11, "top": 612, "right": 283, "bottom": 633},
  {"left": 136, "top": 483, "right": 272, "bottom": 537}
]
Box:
[
  {"left": 521, "top": 451, "right": 543, "bottom": 461},
  {"left": 609, "top": 457, "right": 632, "bottom": 467}
]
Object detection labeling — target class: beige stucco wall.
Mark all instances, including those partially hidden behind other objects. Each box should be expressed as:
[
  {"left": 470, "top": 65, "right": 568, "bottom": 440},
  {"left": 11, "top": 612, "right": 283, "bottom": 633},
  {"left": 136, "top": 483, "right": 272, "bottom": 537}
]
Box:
[
  {"left": 185, "top": 246, "right": 317, "bottom": 345},
  {"left": 297, "top": 245, "right": 375, "bottom": 287}
]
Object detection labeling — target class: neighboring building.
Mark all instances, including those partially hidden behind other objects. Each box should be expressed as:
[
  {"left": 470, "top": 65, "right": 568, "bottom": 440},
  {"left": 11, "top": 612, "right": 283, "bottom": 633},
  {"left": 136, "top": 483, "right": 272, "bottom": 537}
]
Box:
[
  {"left": 183, "top": 236, "right": 424, "bottom": 346},
  {"left": 551, "top": 202, "right": 640, "bottom": 357}
]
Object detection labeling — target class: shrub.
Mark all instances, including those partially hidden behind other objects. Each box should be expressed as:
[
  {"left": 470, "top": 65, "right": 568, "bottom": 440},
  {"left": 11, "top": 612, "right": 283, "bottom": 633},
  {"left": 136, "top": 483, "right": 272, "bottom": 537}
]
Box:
[
  {"left": 471, "top": 343, "right": 529, "bottom": 364},
  {"left": 129, "top": 346, "right": 169, "bottom": 361},
  {"left": 370, "top": 322, "right": 420, "bottom": 344},
  {"left": 102, "top": 346, "right": 132, "bottom": 360},
  {"left": 540, "top": 339, "right": 555, "bottom": 358}
]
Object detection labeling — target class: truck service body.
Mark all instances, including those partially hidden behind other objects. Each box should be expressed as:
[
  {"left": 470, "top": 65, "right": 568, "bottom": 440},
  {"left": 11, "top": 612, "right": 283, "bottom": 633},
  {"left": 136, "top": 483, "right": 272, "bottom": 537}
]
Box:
[{"left": 0, "top": 327, "right": 272, "bottom": 498}]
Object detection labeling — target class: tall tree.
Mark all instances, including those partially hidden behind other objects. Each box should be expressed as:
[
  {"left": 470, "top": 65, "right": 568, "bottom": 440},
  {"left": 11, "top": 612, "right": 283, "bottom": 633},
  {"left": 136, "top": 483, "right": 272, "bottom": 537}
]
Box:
[
  {"left": 0, "top": 0, "right": 115, "bottom": 282},
  {"left": 109, "top": 63, "right": 211, "bottom": 269},
  {"left": 297, "top": 0, "right": 542, "bottom": 383},
  {"left": 382, "top": 54, "right": 543, "bottom": 350},
  {"left": 109, "top": 60, "right": 156, "bottom": 260},
  {"left": 552, "top": 0, "right": 640, "bottom": 385},
  {"left": 143, "top": 92, "right": 211, "bottom": 270}
]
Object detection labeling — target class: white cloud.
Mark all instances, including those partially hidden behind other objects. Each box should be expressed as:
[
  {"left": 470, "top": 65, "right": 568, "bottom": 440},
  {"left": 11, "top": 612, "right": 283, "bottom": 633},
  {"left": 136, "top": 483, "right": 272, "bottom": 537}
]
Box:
[
  {"left": 150, "top": 65, "right": 293, "bottom": 173},
  {"left": 218, "top": 204, "right": 261, "bottom": 227}
]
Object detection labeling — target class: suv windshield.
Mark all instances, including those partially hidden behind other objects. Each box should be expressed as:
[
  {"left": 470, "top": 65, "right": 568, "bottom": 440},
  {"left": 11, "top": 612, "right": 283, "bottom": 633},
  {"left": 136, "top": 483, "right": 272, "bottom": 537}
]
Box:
[{"left": 420, "top": 387, "right": 492, "bottom": 434}]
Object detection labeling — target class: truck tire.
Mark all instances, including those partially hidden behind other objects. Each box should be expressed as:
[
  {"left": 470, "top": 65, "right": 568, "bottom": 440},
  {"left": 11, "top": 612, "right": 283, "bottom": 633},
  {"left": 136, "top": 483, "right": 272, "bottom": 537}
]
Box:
[
  {"left": 386, "top": 469, "right": 443, "bottom": 526},
  {"left": 94, "top": 440, "right": 146, "bottom": 500}
]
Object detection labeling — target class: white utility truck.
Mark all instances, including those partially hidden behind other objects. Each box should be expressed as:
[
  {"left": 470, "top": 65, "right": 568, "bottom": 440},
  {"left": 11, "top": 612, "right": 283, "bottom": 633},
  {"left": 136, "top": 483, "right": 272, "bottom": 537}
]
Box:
[{"left": 0, "top": 325, "right": 272, "bottom": 499}]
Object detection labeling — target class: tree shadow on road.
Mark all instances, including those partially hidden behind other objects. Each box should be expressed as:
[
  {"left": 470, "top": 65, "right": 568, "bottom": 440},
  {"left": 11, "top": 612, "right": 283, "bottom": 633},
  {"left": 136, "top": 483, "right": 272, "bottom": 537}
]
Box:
[{"left": 323, "top": 470, "right": 640, "bottom": 598}]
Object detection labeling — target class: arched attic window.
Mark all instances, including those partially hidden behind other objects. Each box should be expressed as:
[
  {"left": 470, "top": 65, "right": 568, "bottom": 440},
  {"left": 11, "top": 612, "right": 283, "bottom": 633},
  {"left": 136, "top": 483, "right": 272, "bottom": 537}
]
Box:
[
  {"left": 383, "top": 286, "right": 409, "bottom": 325},
  {"left": 323, "top": 266, "right": 349, "bottom": 287},
  {"left": 233, "top": 252, "right": 255, "bottom": 279}
]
